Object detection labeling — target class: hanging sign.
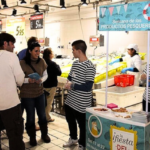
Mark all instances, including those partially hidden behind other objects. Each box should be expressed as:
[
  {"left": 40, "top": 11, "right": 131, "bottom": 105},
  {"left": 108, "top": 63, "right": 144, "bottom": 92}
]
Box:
[
  {"left": 30, "top": 14, "right": 43, "bottom": 30},
  {"left": 99, "top": 1, "right": 150, "bottom": 31},
  {"left": 6, "top": 17, "right": 25, "bottom": 36},
  {"left": 0, "top": 20, "right": 2, "bottom": 31}
]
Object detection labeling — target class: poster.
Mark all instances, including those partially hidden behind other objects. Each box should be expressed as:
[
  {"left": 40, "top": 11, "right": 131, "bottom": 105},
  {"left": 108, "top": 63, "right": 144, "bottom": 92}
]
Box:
[
  {"left": 99, "top": 1, "right": 150, "bottom": 31},
  {"left": 30, "top": 14, "right": 43, "bottom": 30},
  {"left": 6, "top": 17, "right": 25, "bottom": 36}
]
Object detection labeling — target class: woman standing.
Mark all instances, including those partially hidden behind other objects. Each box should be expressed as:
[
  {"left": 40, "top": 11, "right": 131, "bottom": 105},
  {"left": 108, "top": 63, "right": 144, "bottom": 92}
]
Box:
[
  {"left": 20, "top": 42, "right": 50, "bottom": 146},
  {"left": 43, "top": 48, "right": 62, "bottom": 122}
]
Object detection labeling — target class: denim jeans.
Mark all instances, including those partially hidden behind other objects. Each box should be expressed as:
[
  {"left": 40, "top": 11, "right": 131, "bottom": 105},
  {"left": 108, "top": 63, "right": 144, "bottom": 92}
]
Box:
[{"left": 21, "top": 94, "right": 47, "bottom": 130}]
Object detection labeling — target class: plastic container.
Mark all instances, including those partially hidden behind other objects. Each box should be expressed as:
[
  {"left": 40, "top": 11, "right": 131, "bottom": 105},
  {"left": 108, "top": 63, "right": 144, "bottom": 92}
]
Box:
[
  {"left": 114, "top": 74, "right": 135, "bottom": 87},
  {"left": 107, "top": 103, "right": 118, "bottom": 109},
  {"left": 93, "top": 86, "right": 145, "bottom": 107}
]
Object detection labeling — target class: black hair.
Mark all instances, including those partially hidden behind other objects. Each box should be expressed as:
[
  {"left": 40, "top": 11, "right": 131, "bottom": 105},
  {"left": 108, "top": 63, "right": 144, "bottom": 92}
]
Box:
[
  {"left": 72, "top": 40, "right": 87, "bottom": 54},
  {"left": 24, "top": 42, "right": 41, "bottom": 65},
  {"left": 27, "top": 36, "right": 37, "bottom": 47},
  {"left": 0, "top": 33, "right": 15, "bottom": 48},
  {"left": 43, "top": 48, "right": 53, "bottom": 63}
]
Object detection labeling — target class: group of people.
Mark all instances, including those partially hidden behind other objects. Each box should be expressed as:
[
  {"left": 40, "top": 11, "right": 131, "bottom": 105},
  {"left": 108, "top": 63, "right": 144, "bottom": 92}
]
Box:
[
  {"left": 0, "top": 33, "right": 95, "bottom": 150},
  {"left": 0, "top": 32, "right": 150, "bottom": 150}
]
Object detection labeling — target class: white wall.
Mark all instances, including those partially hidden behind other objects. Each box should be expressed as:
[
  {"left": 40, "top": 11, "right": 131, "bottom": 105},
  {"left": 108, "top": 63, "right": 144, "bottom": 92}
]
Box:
[{"left": 1, "top": 6, "right": 149, "bottom": 61}]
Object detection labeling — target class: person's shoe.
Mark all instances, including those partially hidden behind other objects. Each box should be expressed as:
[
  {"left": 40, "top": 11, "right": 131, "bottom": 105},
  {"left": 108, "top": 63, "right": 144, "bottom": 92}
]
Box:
[
  {"left": 30, "top": 137, "right": 37, "bottom": 146},
  {"left": 41, "top": 135, "right": 51, "bottom": 143},
  {"left": 63, "top": 138, "right": 78, "bottom": 147},
  {"left": 47, "top": 119, "right": 55, "bottom": 123},
  {"left": 78, "top": 145, "right": 85, "bottom": 150}
]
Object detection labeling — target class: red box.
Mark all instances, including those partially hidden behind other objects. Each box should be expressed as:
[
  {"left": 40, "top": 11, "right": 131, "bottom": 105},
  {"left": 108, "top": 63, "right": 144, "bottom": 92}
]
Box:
[
  {"left": 107, "top": 103, "right": 118, "bottom": 109},
  {"left": 114, "top": 74, "right": 135, "bottom": 87}
]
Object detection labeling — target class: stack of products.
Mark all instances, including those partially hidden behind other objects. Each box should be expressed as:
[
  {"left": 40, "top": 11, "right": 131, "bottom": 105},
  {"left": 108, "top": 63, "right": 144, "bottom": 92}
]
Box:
[{"left": 131, "top": 111, "right": 150, "bottom": 123}]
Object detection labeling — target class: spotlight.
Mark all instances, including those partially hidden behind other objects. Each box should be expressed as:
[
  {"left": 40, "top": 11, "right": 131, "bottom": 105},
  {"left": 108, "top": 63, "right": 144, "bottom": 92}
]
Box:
[
  {"left": 61, "top": 5, "right": 66, "bottom": 10},
  {"left": 3, "top": 1, "right": 8, "bottom": 8},
  {"left": 82, "top": 0, "right": 88, "bottom": 6},
  {"left": 12, "top": 9, "right": 17, "bottom": 16},
  {"left": 20, "top": 0, "right": 27, "bottom": 4},
  {"left": 60, "top": 0, "right": 64, "bottom": 6},
  {"left": 34, "top": 5, "right": 40, "bottom": 14}
]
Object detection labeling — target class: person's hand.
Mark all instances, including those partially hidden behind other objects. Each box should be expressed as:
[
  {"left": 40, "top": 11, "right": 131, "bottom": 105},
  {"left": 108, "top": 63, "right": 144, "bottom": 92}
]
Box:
[
  {"left": 121, "top": 67, "right": 134, "bottom": 74},
  {"left": 28, "top": 78, "right": 36, "bottom": 83},
  {"left": 35, "top": 79, "right": 42, "bottom": 84},
  {"left": 64, "top": 80, "right": 72, "bottom": 90},
  {"left": 140, "top": 74, "right": 147, "bottom": 81}
]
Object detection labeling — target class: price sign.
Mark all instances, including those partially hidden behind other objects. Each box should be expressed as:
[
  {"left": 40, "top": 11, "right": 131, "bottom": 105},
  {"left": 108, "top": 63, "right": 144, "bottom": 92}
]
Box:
[
  {"left": 0, "top": 20, "right": 2, "bottom": 31},
  {"left": 6, "top": 17, "right": 25, "bottom": 37},
  {"left": 30, "top": 14, "right": 43, "bottom": 30}
]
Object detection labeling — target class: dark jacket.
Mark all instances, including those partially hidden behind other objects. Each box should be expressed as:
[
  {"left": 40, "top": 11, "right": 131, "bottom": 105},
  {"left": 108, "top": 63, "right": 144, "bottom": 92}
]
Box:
[{"left": 43, "top": 60, "right": 62, "bottom": 88}]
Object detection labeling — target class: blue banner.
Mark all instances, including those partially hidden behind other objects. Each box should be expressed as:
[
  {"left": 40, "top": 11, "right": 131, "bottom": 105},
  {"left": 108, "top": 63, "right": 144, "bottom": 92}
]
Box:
[{"left": 99, "top": 1, "right": 150, "bottom": 31}]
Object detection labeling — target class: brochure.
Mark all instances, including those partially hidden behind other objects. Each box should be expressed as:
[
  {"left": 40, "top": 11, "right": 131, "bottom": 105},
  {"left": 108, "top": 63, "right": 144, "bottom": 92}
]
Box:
[{"left": 28, "top": 73, "right": 41, "bottom": 80}]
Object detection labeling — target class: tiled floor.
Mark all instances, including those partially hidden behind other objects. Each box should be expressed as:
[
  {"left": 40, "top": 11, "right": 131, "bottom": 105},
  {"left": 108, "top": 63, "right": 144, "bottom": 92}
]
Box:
[{"left": 1, "top": 113, "right": 79, "bottom": 150}]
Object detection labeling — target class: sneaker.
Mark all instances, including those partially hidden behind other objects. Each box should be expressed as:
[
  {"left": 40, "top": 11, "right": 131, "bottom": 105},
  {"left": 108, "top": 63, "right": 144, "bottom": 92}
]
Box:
[
  {"left": 78, "top": 145, "right": 85, "bottom": 150},
  {"left": 63, "top": 137, "right": 78, "bottom": 147}
]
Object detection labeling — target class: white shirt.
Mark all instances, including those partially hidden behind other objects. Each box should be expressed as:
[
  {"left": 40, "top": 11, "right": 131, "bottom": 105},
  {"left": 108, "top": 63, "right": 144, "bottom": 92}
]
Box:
[
  {"left": 0, "top": 50, "right": 25, "bottom": 110},
  {"left": 122, "top": 54, "right": 142, "bottom": 72}
]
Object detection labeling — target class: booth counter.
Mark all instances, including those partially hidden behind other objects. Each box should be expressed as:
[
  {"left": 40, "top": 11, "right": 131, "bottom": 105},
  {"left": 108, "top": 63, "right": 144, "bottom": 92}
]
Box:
[{"left": 86, "top": 107, "right": 150, "bottom": 150}]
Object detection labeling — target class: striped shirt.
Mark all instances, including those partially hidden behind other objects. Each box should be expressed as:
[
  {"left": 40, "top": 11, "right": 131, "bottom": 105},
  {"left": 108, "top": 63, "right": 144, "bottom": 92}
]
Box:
[
  {"left": 65, "top": 60, "right": 96, "bottom": 113},
  {"left": 142, "top": 64, "right": 150, "bottom": 102}
]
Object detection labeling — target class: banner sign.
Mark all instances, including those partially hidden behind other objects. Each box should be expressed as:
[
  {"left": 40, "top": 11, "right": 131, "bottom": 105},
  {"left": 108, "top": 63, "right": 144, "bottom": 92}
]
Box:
[
  {"left": 30, "top": 14, "right": 43, "bottom": 30},
  {"left": 86, "top": 111, "right": 149, "bottom": 150},
  {"left": 6, "top": 17, "right": 25, "bottom": 36},
  {"left": 0, "top": 20, "right": 2, "bottom": 31},
  {"left": 99, "top": 1, "right": 150, "bottom": 31}
]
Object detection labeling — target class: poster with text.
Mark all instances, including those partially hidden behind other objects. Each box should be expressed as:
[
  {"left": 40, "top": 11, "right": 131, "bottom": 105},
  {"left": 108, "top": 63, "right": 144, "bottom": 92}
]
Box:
[
  {"left": 6, "top": 17, "right": 25, "bottom": 36},
  {"left": 30, "top": 14, "right": 43, "bottom": 30},
  {"left": 99, "top": 1, "right": 150, "bottom": 31}
]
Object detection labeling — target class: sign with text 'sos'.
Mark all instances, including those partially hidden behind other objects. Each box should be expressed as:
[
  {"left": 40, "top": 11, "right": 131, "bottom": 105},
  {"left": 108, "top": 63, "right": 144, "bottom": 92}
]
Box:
[
  {"left": 30, "top": 14, "right": 43, "bottom": 30},
  {"left": 6, "top": 17, "right": 25, "bottom": 36},
  {"left": 99, "top": 1, "right": 150, "bottom": 31}
]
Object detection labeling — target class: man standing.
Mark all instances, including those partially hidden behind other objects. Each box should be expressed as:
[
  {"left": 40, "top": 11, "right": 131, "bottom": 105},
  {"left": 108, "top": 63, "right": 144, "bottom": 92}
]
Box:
[
  {"left": 63, "top": 40, "right": 96, "bottom": 150},
  {"left": 0, "top": 33, "right": 25, "bottom": 150}
]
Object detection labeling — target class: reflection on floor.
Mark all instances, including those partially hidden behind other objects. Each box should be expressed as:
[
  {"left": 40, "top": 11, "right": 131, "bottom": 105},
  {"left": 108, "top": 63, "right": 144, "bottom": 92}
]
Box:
[{"left": 1, "top": 113, "right": 80, "bottom": 150}]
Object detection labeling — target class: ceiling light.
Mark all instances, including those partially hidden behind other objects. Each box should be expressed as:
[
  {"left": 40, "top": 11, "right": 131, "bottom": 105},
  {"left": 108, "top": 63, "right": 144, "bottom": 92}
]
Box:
[
  {"left": 20, "top": 0, "right": 27, "bottom": 5},
  {"left": 61, "top": 5, "right": 66, "bottom": 10},
  {"left": 3, "top": 1, "right": 8, "bottom": 8},
  {"left": 12, "top": 9, "right": 17, "bottom": 16},
  {"left": 82, "top": 0, "right": 88, "bottom": 6},
  {"left": 34, "top": 5, "right": 40, "bottom": 14},
  {"left": 60, "top": 0, "right": 64, "bottom": 6}
]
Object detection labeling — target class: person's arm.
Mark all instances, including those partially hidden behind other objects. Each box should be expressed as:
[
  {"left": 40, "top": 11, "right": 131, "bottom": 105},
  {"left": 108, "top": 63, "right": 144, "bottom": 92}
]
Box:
[
  {"left": 11, "top": 54, "right": 25, "bottom": 86},
  {"left": 53, "top": 62, "right": 62, "bottom": 76},
  {"left": 133, "top": 56, "right": 142, "bottom": 72},
  {"left": 71, "top": 81, "right": 93, "bottom": 92},
  {"left": 41, "top": 70, "right": 48, "bottom": 83}
]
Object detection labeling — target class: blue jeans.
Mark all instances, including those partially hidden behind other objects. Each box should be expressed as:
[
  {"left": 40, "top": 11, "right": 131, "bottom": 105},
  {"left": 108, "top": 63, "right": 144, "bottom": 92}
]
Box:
[{"left": 21, "top": 94, "right": 47, "bottom": 129}]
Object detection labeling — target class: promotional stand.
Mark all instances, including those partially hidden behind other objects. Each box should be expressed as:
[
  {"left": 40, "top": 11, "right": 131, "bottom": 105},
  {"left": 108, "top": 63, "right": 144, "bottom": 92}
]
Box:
[{"left": 86, "top": 1, "right": 150, "bottom": 150}]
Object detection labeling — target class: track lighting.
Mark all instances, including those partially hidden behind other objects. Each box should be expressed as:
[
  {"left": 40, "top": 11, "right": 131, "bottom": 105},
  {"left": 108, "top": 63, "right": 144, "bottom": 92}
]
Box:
[
  {"left": 11, "top": 9, "right": 17, "bottom": 16},
  {"left": 20, "top": 0, "right": 27, "bottom": 5},
  {"left": 61, "top": 5, "right": 66, "bottom": 10},
  {"left": 2, "top": 0, "right": 8, "bottom": 8},
  {"left": 82, "top": 0, "right": 88, "bottom": 6},
  {"left": 34, "top": 5, "right": 40, "bottom": 14}
]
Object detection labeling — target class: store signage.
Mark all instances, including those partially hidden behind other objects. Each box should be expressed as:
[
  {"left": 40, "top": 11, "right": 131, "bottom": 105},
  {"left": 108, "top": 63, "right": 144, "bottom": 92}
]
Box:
[
  {"left": 109, "top": 126, "right": 138, "bottom": 150},
  {"left": 99, "top": 1, "right": 150, "bottom": 31},
  {"left": 6, "top": 17, "right": 25, "bottom": 36},
  {"left": 30, "top": 14, "right": 43, "bottom": 30},
  {"left": 0, "top": 20, "right": 2, "bottom": 31}
]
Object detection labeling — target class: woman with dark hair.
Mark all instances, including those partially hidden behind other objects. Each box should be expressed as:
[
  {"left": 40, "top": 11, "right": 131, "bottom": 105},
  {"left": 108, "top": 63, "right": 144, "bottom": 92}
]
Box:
[
  {"left": 20, "top": 42, "right": 50, "bottom": 146},
  {"left": 43, "top": 48, "right": 61, "bottom": 122}
]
